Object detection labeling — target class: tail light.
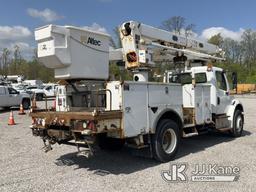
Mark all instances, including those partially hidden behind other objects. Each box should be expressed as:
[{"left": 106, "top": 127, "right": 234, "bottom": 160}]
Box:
[
  {"left": 126, "top": 52, "right": 137, "bottom": 63},
  {"left": 75, "top": 120, "right": 97, "bottom": 132},
  {"left": 88, "top": 121, "right": 97, "bottom": 132}
]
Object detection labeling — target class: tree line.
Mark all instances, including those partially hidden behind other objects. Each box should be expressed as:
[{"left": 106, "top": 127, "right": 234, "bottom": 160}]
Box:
[
  {"left": 159, "top": 16, "right": 256, "bottom": 83},
  {"left": 0, "top": 46, "right": 54, "bottom": 82},
  {"left": 208, "top": 31, "right": 256, "bottom": 83}
]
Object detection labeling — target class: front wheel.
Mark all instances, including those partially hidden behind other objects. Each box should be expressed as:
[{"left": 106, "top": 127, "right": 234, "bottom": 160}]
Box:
[
  {"left": 230, "top": 110, "right": 244, "bottom": 137},
  {"left": 152, "top": 119, "right": 180, "bottom": 162}
]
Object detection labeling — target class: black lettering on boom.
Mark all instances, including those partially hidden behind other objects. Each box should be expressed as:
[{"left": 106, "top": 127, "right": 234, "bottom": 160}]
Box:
[{"left": 87, "top": 37, "right": 101, "bottom": 46}]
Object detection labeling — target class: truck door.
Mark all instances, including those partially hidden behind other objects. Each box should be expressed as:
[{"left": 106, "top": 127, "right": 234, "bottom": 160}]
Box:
[
  {"left": 0, "top": 87, "right": 8, "bottom": 107},
  {"left": 122, "top": 83, "right": 148, "bottom": 137},
  {"left": 8, "top": 87, "right": 20, "bottom": 106},
  {"left": 215, "top": 71, "right": 231, "bottom": 114}
]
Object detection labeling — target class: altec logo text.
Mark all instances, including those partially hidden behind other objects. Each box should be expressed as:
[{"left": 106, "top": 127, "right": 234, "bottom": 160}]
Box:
[{"left": 87, "top": 37, "right": 101, "bottom": 46}]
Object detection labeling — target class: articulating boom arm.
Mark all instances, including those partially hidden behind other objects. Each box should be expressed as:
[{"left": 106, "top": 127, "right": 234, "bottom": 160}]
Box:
[{"left": 119, "top": 21, "right": 224, "bottom": 69}]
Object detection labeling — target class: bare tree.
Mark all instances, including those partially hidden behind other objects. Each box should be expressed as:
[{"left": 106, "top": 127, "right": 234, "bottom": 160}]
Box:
[
  {"left": 222, "top": 38, "right": 242, "bottom": 64},
  {"left": 1, "top": 48, "right": 10, "bottom": 75},
  {"left": 241, "top": 29, "right": 256, "bottom": 69},
  {"left": 161, "top": 16, "right": 185, "bottom": 34},
  {"left": 13, "top": 45, "right": 21, "bottom": 73},
  {"left": 208, "top": 33, "right": 224, "bottom": 47},
  {"left": 33, "top": 48, "right": 38, "bottom": 61},
  {"left": 185, "top": 24, "right": 196, "bottom": 37},
  {"left": 0, "top": 54, "right": 2, "bottom": 70},
  {"left": 161, "top": 16, "right": 195, "bottom": 36}
]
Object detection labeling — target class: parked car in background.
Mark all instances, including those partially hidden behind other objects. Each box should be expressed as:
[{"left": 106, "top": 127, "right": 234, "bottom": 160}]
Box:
[
  {"left": 11, "top": 82, "right": 58, "bottom": 101},
  {"left": 43, "top": 84, "right": 58, "bottom": 98},
  {"left": 25, "top": 86, "right": 45, "bottom": 101},
  {"left": 23, "top": 80, "right": 43, "bottom": 86},
  {"left": 0, "top": 85, "right": 31, "bottom": 109},
  {"left": 11, "top": 84, "right": 28, "bottom": 94}
]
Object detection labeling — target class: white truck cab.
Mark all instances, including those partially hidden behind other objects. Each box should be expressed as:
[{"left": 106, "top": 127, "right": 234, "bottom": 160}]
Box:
[
  {"left": 166, "top": 66, "right": 234, "bottom": 113},
  {"left": 43, "top": 84, "right": 58, "bottom": 98},
  {"left": 166, "top": 65, "right": 243, "bottom": 132}
]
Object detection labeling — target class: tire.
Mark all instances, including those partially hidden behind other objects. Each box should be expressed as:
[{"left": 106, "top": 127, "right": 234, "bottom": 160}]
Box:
[
  {"left": 3, "top": 107, "right": 10, "bottom": 111},
  {"left": 230, "top": 110, "right": 244, "bottom": 137},
  {"left": 22, "top": 99, "right": 31, "bottom": 110},
  {"left": 36, "top": 94, "right": 44, "bottom": 101},
  {"left": 152, "top": 119, "right": 180, "bottom": 162},
  {"left": 97, "top": 134, "right": 125, "bottom": 151}
]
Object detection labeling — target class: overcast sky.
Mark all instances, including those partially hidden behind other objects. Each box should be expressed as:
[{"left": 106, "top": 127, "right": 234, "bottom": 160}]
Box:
[{"left": 0, "top": 0, "right": 255, "bottom": 58}]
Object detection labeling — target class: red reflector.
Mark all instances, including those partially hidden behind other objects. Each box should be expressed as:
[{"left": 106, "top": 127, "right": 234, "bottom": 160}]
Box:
[
  {"left": 126, "top": 52, "right": 137, "bottom": 63},
  {"left": 88, "top": 121, "right": 97, "bottom": 132}
]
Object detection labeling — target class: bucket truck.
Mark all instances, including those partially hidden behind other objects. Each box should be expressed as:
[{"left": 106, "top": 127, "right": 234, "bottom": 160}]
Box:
[{"left": 30, "top": 22, "right": 244, "bottom": 162}]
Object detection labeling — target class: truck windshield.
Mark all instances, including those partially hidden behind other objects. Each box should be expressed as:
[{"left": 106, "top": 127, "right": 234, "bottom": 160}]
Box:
[
  {"left": 195, "top": 73, "right": 207, "bottom": 83},
  {"left": 169, "top": 73, "right": 192, "bottom": 84},
  {"left": 169, "top": 72, "right": 207, "bottom": 84},
  {"left": 8, "top": 87, "right": 18, "bottom": 94}
]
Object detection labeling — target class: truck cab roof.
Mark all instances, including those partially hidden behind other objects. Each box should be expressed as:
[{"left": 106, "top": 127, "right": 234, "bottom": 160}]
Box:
[{"left": 186, "top": 66, "right": 223, "bottom": 73}]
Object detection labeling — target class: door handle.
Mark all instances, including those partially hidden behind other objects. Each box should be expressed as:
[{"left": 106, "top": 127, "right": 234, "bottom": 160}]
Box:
[{"left": 217, "top": 97, "right": 220, "bottom": 105}]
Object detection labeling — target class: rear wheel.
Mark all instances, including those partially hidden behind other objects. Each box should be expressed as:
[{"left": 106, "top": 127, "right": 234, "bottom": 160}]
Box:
[
  {"left": 22, "top": 99, "right": 31, "bottom": 110},
  {"left": 152, "top": 119, "right": 180, "bottom": 162},
  {"left": 230, "top": 110, "right": 244, "bottom": 137},
  {"left": 36, "top": 93, "right": 44, "bottom": 101}
]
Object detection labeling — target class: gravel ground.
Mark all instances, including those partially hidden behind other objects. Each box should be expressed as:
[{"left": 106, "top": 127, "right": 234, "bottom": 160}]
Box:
[{"left": 0, "top": 96, "right": 255, "bottom": 192}]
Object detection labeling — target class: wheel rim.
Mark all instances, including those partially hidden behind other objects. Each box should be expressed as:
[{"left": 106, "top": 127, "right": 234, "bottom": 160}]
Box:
[
  {"left": 162, "top": 128, "right": 177, "bottom": 154},
  {"left": 23, "top": 102, "right": 28, "bottom": 109},
  {"left": 236, "top": 115, "right": 243, "bottom": 132}
]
